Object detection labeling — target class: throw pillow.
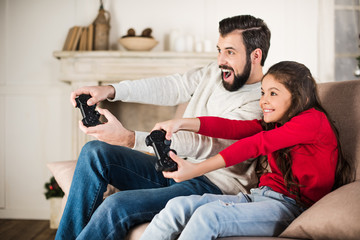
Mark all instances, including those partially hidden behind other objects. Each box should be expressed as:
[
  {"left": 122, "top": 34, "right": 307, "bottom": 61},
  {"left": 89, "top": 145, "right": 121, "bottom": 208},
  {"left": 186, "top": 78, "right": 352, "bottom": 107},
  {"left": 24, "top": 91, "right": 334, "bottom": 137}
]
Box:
[
  {"left": 47, "top": 160, "right": 77, "bottom": 195},
  {"left": 280, "top": 180, "right": 360, "bottom": 239}
]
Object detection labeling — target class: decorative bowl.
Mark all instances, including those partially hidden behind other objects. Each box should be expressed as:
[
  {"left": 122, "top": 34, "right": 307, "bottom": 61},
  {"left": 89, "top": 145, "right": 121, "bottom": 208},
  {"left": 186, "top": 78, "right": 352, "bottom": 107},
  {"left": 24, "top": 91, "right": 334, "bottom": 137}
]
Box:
[{"left": 118, "top": 37, "right": 158, "bottom": 51}]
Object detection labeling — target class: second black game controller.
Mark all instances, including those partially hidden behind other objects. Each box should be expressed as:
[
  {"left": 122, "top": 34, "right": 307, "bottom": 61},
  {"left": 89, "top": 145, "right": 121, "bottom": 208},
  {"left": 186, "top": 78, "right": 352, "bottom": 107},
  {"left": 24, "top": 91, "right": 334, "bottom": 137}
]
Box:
[
  {"left": 145, "top": 130, "right": 178, "bottom": 172},
  {"left": 75, "top": 94, "right": 102, "bottom": 127}
]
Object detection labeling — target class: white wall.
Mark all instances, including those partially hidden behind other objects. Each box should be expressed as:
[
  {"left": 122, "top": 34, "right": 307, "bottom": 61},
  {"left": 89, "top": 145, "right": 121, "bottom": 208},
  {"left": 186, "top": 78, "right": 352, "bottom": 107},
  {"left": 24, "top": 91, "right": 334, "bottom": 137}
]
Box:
[
  {"left": 108, "top": 0, "right": 322, "bottom": 77},
  {"left": 0, "top": 0, "right": 331, "bottom": 219}
]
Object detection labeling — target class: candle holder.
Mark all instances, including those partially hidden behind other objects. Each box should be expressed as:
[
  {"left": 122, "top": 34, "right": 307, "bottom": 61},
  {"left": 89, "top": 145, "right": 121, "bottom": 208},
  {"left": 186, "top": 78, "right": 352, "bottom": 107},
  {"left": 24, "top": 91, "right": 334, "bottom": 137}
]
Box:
[{"left": 355, "top": 56, "right": 360, "bottom": 78}]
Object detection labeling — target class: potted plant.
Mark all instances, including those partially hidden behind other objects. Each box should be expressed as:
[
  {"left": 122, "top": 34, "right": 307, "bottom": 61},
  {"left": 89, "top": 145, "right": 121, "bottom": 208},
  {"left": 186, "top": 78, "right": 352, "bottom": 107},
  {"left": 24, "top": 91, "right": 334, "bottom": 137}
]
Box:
[{"left": 44, "top": 176, "right": 64, "bottom": 229}]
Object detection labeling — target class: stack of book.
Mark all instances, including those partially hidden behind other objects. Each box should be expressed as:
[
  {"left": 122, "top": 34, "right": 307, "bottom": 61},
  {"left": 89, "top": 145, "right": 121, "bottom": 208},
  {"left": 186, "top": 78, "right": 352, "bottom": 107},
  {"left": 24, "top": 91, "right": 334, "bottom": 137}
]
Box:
[{"left": 62, "top": 25, "right": 94, "bottom": 51}]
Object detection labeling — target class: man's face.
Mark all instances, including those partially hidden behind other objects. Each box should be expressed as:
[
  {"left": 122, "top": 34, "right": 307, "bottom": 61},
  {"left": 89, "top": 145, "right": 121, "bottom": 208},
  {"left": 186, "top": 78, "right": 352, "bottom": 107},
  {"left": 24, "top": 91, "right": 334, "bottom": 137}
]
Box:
[{"left": 217, "top": 30, "right": 251, "bottom": 91}]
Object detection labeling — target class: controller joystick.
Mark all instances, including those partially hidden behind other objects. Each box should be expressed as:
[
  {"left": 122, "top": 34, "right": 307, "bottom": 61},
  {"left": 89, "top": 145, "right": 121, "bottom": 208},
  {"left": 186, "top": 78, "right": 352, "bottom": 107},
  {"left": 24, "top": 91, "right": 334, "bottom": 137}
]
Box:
[
  {"left": 75, "top": 94, "right": 102, "bottom": 127},
  {"left": 145, "top": 130, "right": 178, "bottom": 172}
]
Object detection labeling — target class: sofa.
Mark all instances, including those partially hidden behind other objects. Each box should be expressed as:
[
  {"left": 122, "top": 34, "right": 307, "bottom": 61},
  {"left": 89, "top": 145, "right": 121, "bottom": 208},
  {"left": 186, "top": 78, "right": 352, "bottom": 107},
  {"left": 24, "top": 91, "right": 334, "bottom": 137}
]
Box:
[{"left": 48, "top": 79, "right": 360, "bottom": 239}]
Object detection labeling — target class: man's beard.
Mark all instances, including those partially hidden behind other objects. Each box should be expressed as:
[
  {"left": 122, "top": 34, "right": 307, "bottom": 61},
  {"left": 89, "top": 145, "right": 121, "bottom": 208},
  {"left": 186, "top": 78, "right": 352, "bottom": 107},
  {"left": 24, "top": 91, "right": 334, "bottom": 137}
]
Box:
[{"left": 221, "top": 55, "right": 252, "bottom": 92}]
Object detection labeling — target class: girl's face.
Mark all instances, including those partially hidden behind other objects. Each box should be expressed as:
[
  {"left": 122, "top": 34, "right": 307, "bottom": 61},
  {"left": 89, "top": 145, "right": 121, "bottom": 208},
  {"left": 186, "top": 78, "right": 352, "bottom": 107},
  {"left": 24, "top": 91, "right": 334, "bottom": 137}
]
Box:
[{"left": 260, "top": 74, "right": 292, "bottom": 124}]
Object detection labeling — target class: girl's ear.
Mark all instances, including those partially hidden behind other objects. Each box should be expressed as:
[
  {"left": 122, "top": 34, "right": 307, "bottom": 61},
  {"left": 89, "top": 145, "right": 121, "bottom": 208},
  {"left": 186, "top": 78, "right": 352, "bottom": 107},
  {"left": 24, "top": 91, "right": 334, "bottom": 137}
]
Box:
[{"left": 251, "top": 48, "right": 262, "bottom": 64}]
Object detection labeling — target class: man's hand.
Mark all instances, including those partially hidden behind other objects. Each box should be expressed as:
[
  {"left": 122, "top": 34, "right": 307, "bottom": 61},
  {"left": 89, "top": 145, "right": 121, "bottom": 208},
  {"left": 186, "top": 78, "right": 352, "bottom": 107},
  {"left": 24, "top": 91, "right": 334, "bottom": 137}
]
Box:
[
  {"left": 79, "top": 107, "right": 135, "bottom": 148},
  {"left": 70, "top": 85, "right": 115, "bottom": 107}
]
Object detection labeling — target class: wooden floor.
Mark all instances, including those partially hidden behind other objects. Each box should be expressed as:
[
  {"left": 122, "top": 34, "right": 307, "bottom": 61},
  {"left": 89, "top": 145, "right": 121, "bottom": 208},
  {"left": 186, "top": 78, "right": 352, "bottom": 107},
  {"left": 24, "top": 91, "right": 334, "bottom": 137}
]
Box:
[{"left": 0, "top": 219, "right": 57, "bottom": 240}]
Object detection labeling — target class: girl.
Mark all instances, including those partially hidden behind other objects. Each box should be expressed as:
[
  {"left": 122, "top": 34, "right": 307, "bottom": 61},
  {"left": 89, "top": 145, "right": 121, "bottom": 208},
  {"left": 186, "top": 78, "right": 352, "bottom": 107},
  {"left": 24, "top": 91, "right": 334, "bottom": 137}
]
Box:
[{"left": 139, "top": 61, "right": 354, "bottom": 240}]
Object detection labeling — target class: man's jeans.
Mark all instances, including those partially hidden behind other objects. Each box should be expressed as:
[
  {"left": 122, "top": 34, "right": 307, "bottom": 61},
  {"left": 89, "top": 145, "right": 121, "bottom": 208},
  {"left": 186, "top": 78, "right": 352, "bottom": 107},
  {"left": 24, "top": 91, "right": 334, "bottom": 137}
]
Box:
[
  {"left": 55, "top": 140, "right": 222, "bottom": 240},
  {"left": 140, "top": 187, "right": 304, "bottom": 240}
]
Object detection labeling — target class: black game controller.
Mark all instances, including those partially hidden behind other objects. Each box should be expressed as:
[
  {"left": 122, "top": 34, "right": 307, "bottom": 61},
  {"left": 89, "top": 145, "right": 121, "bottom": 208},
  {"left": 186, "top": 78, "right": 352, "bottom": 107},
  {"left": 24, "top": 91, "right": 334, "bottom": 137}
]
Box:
[
  {"left": 75, "top": 94, "right": 102, "bottom": 127},
  {"left": 145, "top": 130, "right": 178, "bottom": 172}
]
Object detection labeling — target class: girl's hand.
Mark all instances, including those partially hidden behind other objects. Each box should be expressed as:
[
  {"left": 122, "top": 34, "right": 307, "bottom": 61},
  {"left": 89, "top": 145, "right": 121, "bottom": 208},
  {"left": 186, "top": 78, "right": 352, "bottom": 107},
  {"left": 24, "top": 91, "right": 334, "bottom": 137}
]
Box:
[
  {"left": 163, "top": 152, "right": 227, "bottom": 182},
  {"left": 162, "top": 152, "right": 201, "bottom": 182},
  {"left": 152, "top": 118, "right": 200, "bottom": 140},
  {"left": 152, "top": 119, "right": 183, "bottom": 140}
]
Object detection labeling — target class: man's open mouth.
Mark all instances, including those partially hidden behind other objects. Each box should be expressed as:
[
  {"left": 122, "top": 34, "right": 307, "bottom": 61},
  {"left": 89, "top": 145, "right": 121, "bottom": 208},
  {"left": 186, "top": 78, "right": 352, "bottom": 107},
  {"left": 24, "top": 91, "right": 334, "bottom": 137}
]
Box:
[{"left": 222, "top": 69, "right": 233, "bottom": 80}]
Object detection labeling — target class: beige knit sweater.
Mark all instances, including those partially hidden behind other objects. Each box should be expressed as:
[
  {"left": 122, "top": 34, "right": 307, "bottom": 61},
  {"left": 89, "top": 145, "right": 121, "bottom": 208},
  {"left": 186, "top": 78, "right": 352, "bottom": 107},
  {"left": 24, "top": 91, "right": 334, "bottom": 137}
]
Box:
[{"left": 111, "top": 61, "right": 262, "bottom": 194}]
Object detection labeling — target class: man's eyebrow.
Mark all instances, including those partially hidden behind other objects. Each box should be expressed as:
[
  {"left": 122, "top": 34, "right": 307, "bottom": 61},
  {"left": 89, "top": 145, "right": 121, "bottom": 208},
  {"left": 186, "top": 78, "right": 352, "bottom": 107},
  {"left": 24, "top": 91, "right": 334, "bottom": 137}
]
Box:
[{"left": 216, "top": 46, "right": 237, "bottom": 51}]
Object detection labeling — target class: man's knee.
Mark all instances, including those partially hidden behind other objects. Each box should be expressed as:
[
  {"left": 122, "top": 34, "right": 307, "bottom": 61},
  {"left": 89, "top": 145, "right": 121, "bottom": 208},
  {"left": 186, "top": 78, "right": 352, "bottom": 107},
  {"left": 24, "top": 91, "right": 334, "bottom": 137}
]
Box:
[
  {"left": 98, "top": 194, "right": 120, "bottom": 212},
  {"left": 79, "top": 140, "right": 125, "bottom": 164},
  {"left": 80, "top": 140, "right": 107, "bottom": 157},
  {"left": 76, "top": 141, "right": 117, "bottom": 175}
]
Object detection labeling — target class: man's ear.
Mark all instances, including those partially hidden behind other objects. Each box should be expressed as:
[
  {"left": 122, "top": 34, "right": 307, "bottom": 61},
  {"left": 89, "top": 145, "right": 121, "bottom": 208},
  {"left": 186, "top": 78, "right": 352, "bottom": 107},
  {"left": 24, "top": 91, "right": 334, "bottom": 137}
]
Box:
[{"left": 251, "top": 48, "right": 262, "bottom": 64}]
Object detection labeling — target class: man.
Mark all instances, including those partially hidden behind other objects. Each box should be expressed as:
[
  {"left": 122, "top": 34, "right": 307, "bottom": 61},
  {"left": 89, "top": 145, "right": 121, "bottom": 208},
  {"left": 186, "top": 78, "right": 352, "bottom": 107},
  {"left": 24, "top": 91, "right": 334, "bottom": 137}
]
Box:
[{"left": 56, "top": 15, "right": 271, "bottom": 240}]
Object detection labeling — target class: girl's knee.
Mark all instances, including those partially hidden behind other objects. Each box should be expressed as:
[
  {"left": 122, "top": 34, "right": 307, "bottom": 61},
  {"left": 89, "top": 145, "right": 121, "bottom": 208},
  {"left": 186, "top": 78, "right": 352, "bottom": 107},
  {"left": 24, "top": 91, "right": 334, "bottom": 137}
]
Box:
[
  {"left": 166, "top": 196, "right": 188, "bottom": 209},
  {"left": 166, "top": 195, "right": 202, "bottom": 210},
  {"left": 193, "top": 203, "right": 221, "bottom": 223}
]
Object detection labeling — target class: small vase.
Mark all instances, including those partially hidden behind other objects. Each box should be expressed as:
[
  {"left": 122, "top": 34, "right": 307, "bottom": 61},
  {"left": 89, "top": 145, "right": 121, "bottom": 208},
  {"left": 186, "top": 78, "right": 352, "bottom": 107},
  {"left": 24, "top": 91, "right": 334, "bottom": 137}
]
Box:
[
  {"left": 49, "top": 197, "right": 63, "bottom": 229},
  {"left": 354, "top": 65, "right": 360, "bottom": 78}
]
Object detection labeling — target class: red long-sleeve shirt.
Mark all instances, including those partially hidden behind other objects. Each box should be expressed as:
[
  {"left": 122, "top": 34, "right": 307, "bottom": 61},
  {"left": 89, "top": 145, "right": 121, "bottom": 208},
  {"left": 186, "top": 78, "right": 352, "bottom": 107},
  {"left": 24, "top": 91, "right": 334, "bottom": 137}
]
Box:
[{"left": 198, "top": 108, "right": 338, "bottom": 205}]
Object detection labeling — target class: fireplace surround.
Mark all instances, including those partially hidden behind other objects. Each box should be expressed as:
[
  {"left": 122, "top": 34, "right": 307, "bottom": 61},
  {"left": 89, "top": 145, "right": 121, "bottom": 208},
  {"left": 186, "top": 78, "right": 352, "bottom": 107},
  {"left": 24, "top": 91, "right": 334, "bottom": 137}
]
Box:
[{"left": 53, "top": 51, "right": 216, "bottom": 158}]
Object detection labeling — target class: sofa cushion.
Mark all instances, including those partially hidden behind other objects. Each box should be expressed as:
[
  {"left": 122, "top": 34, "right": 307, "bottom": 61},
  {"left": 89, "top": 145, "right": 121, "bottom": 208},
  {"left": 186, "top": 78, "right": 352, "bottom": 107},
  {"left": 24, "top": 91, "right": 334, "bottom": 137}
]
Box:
[
  {"left": 317, "top": 80, "right": 360, "bottom": 180},
  {"left": 280, "top": 180, "right": 360, "bottom": 239},
  {"left": 47, "top": 160, "right": 120, "bottom": 198},
  {"left": 47, "top": 160, "right": 77, "bottom": 195}
]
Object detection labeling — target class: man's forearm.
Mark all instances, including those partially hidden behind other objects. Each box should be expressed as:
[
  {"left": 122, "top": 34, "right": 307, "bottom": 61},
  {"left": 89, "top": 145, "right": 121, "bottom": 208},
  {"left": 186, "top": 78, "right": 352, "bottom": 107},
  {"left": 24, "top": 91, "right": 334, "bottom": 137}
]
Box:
[{"left": 124, "top": 130, "right": 135, "bottom": 148}]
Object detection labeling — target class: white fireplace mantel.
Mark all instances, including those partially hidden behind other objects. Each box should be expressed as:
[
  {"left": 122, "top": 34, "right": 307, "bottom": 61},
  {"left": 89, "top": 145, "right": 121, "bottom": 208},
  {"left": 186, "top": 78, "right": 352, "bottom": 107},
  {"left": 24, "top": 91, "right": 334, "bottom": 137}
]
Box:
[
  {"left": 53, "top": 51, "right": 217, "bottom": 158},
  {"left": 53, "top": 51, "right": 217, "bottom": 84}
]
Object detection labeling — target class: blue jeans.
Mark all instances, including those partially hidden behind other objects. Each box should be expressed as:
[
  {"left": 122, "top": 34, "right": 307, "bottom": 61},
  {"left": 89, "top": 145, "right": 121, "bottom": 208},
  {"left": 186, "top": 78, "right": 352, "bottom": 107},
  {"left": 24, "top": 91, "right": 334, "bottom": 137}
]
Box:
[
  {"left": 140, "top": 187, "right": 304, "bottom": 240},
  {"left": 55, "top": 140, "right": 222, "bottom": 240}
]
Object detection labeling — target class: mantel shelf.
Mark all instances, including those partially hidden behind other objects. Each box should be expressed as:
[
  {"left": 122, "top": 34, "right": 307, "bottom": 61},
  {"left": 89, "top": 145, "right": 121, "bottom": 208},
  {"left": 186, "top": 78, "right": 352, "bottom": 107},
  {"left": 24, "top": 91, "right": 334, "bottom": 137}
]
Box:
[
  {"left": 53, "top": 50, "right": 217, "bottom": 60},
  {"left": 53, "top": 51, "right": 217, "bottom": 84}
]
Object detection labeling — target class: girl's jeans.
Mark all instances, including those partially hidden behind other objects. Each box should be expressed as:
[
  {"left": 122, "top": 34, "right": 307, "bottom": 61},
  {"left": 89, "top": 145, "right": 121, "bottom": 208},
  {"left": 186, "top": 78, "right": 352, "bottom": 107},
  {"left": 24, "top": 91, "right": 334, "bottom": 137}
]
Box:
[
  {"left": 140, "top": 186, "right": 304, "bottom": 240},
  {"left": 54, "top": 140, "right": 222, "bottom": 240}
]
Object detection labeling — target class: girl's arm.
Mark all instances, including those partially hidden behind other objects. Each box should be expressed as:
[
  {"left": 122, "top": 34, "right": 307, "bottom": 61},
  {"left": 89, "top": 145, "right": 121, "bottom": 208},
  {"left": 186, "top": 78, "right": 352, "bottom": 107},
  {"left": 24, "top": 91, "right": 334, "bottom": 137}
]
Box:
[
  {"left": 162, "top": 109, "right": 331, "bottom": 182},
  {"left": 153, "top": 116, "right": 263, "bottom": 141},
  {"left": 152, "top": 118, "right": 200, "bottom": 140},
  {"left": 198, "top": 116, "right": 263, "bottom": 140}
]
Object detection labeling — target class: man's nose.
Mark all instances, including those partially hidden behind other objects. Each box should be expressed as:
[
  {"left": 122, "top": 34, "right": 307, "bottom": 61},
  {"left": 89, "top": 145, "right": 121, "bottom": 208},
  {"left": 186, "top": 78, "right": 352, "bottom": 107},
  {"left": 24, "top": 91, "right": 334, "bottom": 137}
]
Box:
[{"left": 217, "top": 53, "right": 227, "bottom": 66}]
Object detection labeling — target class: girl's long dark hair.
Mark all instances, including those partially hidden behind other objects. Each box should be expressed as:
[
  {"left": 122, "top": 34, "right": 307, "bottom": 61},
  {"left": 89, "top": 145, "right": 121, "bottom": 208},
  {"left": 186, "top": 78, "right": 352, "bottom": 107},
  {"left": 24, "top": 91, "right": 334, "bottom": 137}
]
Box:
[{"left": 259, "top": 61, "right": 355, "bottom": 207}]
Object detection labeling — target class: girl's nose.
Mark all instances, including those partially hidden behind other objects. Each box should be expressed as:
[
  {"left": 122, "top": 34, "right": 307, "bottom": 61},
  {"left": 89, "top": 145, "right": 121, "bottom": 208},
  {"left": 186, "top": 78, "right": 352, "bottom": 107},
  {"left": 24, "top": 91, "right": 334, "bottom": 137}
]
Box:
[{"left": 260, "top": 96, "right": 268, "bottom": 105}]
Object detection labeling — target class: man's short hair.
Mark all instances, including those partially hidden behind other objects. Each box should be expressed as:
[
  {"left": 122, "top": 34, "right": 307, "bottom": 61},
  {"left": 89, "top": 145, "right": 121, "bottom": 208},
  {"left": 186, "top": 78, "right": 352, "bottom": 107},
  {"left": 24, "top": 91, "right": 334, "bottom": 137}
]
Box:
[{"left": 219, "top": 15, "right": 271, "bottom": 66}]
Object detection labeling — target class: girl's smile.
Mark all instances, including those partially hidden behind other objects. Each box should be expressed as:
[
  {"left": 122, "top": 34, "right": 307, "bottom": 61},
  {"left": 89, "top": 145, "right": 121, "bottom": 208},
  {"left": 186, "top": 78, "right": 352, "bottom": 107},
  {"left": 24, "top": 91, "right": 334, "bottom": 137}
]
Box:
[{"left": 260, "top": 75, "right": 292, "bottom": 124}]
